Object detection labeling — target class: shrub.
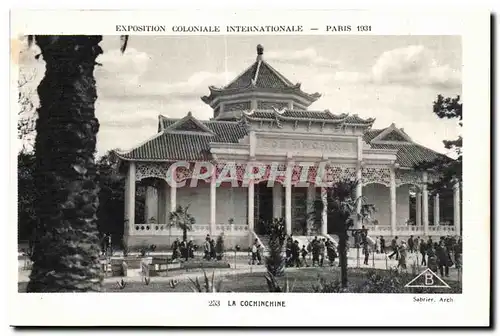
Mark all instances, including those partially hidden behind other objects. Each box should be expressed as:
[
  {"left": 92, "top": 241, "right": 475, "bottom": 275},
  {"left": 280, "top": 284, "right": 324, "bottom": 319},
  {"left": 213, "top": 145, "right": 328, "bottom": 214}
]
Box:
[
  {"left": 188, "top": 269, "right": 223, "bottom": 292},
  {"left": 312, "top": 269, "right": 462, "bottom": 294},
  {"left": 264, "top": 272, "right": 295, "bottom": 292},
  {"left": 265, "top": 218, "right": 287, "bottom": 277},
  {"left": 312, "top": 277, "right": 348, "bottom": 293}
]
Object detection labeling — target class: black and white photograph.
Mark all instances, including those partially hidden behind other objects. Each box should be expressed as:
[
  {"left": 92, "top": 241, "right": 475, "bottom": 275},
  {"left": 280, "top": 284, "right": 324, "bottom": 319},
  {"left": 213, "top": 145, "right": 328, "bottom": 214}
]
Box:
[{"left": 9, "top": 9, "right": 490, "bottom": 327}]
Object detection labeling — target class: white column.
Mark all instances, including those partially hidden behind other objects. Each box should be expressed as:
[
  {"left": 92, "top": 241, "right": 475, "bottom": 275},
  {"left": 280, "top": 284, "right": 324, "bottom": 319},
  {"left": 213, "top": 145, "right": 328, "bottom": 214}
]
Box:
[
  {"left": 433, "top": 194, "right": 440, "bottom": 226},
  {"left": 390, "top": 166, "right": 397, "bottom": 236},
  {"left": 248, "top": 180, "right": 255, "bottom": 231},
  {"left": 356, "top": 138, "right": 363, "bottom": 230},
  {"left": 453, "top": 181, "right": 461, "bottom": 234},
  {"left": 210, "top": 177, "right": 216, "bottom": 235},
  {"left": 355, "top": 163, "right": 362, "bottom": 229},
  {"left": 273, "top": 183, "right": 283, "bottom": 219},
  {"left": 144, "top": 186, "right": 158, "bottom": 223},
  {"left": 126, "top": 162, "right": 136, "bottom": 234},
  {"left": 285, "top": 164, "right": 292, "bottom": 235},
  {"left": 170, "top": 174, "right": 177, "bottom": 212},
  {"left": 416, "top": 192, "right": 422, "bottom": 227},
  {"left": 306, "top": 183, "right": 315, "bottom": 235},
  {"left": 422, "top": 172, "right": 429, "bottom": 235},
  {"left": 321, "top": 188, "right": 328, "bottom": 236}
]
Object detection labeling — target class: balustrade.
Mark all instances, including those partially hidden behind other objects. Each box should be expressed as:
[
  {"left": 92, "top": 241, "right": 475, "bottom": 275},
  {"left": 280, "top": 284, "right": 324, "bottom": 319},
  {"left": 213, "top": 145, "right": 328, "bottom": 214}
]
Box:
[
  {"left": 132, "top": 223, "right": 248, "bottom": 236},
  {"left": 363, "top": 224, "right": 457, "bottom": 237}
]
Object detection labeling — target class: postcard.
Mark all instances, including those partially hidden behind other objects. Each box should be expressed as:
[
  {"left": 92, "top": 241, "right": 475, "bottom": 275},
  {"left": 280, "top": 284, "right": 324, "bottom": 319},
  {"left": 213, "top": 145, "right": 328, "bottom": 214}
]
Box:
[{"left": 9, "top": 8, "right": 490, "bottom": 327}]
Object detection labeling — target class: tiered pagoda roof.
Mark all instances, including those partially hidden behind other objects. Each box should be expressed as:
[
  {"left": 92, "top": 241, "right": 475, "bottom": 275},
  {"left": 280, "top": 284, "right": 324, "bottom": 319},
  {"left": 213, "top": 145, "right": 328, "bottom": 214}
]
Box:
[{"left": 201, "top": 44, "right": 321, "bottom": 108}]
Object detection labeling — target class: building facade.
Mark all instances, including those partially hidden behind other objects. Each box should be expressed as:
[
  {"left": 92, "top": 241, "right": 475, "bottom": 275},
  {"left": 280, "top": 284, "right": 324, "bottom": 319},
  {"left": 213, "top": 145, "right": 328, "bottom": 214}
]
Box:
[{"left": 116, "top": 45, "right": 461, "bottom": 250}]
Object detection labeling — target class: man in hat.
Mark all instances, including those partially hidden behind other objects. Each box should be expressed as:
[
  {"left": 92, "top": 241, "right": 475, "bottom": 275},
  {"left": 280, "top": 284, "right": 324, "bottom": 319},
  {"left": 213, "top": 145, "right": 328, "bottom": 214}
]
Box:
[{"left": 398, "top": 240, "right": 408, "bottom": 270}]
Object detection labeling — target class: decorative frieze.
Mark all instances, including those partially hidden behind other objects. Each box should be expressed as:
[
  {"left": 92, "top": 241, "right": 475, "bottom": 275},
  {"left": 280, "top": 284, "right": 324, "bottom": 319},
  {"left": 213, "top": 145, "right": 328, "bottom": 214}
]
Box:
[
  {"left": 361, "top": 167, "right": 392, "bottom": 187},
  {"left": 135, "top": 162, "right": 170, "bottom": 182},
  {"left": 257, "top": 101, "right": 288, "bottom": 110},
  {"left": 224, "top": 101, "right": 251, "bottom": 112},
  {"left": 256, "top": 137, "right": 356, "bottom": 155},
  {"left": 395, "top": 170, "right": 423, "bottom": 187},
  {"left": 135, "top": 161, "right": 400, "bottom": 186}
]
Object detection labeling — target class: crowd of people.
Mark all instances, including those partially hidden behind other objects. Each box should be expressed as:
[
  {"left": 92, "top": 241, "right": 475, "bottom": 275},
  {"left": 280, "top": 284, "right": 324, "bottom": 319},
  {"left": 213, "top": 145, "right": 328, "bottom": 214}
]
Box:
[
  {"left": 373, "top": 234, "right": 462, "bottom": 277},
  {"left": 283, "top": 235, "right": 338, "bottom": 268},
  {"left": 170, "top": 237, "right": 197, "bottom": 261},
  {"left": 153, "top": 230, "right": 463, "bottom": 278}
]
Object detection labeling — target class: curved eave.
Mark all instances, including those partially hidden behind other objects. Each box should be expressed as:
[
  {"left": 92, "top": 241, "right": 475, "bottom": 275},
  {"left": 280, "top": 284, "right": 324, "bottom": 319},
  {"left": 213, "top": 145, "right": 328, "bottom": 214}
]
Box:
[
  {"left": 201, "top": 85, "right": 321, "bottom": 106},
  {"left": 345, "top": 121, "right": 375, "bottom": 128},
  {"left": 244, "top": 114, "right": 348, "bottom": 124}
]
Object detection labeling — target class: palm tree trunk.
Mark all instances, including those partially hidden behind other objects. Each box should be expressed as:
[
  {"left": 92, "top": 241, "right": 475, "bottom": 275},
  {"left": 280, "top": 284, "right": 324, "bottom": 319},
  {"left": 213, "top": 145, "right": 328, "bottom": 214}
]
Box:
[
  {"left": 183, "top": 228, "right": 187, "bottom": 242},
  {"left": 339, "top": 231, "right": 348, "bottom": 288},
  {"left": 27, "top": 36, "right": 103, "bottom": 292}
]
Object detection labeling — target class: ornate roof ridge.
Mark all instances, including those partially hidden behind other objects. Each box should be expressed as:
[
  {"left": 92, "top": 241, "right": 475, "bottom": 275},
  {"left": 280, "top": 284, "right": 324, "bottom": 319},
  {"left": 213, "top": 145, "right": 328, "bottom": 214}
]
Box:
[{"left": 159, "top": 114, "right": 244, "bottom": 125}]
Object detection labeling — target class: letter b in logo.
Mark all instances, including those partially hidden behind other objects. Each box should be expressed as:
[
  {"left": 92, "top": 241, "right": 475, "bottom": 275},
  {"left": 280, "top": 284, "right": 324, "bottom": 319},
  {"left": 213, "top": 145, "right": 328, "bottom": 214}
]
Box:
[{"left": 424, "top": 273, "right": 434, "bottom": 286}]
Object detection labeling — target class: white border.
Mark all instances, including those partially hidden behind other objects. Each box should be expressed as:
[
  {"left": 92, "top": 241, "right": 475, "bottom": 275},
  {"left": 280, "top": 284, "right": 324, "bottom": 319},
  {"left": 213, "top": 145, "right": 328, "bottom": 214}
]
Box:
[{"left": 7, "top": 8, "right": 491, "bottom": 327}]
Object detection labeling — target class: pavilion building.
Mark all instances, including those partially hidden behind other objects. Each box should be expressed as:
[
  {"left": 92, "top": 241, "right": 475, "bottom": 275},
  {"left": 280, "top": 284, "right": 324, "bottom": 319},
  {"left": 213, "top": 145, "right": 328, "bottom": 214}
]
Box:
[{"left": 115, "top": 44, "right": 461, "bottom": 250}]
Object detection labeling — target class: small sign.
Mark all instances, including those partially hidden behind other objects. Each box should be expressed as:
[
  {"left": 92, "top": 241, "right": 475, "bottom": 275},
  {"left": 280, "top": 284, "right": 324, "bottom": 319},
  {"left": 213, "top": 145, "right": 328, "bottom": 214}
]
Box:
[{"left": 405, "top": 268, "right": 450, "bottom": 288}]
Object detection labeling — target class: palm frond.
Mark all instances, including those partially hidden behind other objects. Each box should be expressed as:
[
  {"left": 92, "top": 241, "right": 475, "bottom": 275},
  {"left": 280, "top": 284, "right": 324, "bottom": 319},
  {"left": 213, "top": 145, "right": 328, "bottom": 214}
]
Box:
[{"left": 203, "top": 269, "right": 210, "bottom": 292}]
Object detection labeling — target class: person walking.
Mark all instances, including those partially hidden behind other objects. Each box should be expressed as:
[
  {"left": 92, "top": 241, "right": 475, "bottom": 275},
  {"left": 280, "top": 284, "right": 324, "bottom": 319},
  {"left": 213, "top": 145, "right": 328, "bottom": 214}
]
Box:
[
  {"left": 436, "top": 241, "right": 452, "bottom": 277},
  {"left": 293, "top": 240, "right": 301, "bottom": 267},
  {"left": 375, "top": 236, "right": 380, "bottom": 254},
  {"left": 251, "top": 239, "right": 259, "bottom": 265},
  {"left": 427, "top": 245, "right": 438, "bottom": 272},
  {"left": 171, "top": 238, "right": 180, "bottom": 261},
  {"left": 363, "top": 243, "right": 370, "bottom": 265},
  {"left": 454, "top": 237, "right": 462, "bottom": 269},
  {"left": 301, "top": 245, "right": 309, "bottom": 267},
  {"left": 187, "top": 239, "right": 194, "bottom": 259},
  {"left": 408, "top": 235, "right": 414, "bottom": 254},
  {"left": 311, "top": 237, "right": 320, "bottom": 267},
  {"left": 319, "top": 238, "right": 326, "bottom": 267},
  {"left": 285, "top": 238, "right": 293, "bottom": 267},
  {"left": 380, "top": 236, "right": 386, "bottom": 254},
  {"left": 210, "top": 239, "right": 216, "bottom": 260},
  {"left": 388, "top": 236, "right": 399, "bottom": 260},
  {"left": 398, "top": 241, "right": 408, "bottom": 270},
  {"left": 419, "top": 239, "right": 427, "bottom": 266},
  {"left": 203, "top": 237, "right": 211, "bottom": 260}
]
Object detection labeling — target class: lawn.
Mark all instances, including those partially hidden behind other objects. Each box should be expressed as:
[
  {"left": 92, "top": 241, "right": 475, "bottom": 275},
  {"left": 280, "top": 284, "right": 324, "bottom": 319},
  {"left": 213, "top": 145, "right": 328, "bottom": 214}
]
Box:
[{"left": 18, "top": 267, "right": 462, "bottom": 293}]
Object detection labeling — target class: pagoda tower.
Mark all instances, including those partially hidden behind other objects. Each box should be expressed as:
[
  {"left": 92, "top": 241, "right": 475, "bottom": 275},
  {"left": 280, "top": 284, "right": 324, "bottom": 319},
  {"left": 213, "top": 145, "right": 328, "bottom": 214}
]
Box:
[{"left": 201, "top": 44, "right": 322, "bottom": 120}]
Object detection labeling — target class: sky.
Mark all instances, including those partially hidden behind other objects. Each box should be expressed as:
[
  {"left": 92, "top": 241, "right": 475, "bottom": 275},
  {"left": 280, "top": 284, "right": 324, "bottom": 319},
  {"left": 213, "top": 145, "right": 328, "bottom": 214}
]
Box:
[{"left": 18, "top": 35, "right": 462, "bottom": 156}]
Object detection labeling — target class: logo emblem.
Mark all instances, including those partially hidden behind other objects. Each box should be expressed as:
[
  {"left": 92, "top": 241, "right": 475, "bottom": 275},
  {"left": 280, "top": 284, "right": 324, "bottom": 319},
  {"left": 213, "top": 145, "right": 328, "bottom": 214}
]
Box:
[{"left": 405, "top": 268, "right": 450, "bottom": 288}]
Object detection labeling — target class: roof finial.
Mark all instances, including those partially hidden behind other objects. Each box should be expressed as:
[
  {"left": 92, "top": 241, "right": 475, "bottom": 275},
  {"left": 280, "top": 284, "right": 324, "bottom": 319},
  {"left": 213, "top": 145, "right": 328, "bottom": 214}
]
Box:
[{"left": 256, "top": 44, "right": 264, "bottom": 61}]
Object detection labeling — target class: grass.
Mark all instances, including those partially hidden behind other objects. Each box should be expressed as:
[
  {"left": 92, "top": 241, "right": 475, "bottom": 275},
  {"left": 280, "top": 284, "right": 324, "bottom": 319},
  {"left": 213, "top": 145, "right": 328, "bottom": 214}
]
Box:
[{"left": 18, "top": 267, "right": 462, "bottom": 293}]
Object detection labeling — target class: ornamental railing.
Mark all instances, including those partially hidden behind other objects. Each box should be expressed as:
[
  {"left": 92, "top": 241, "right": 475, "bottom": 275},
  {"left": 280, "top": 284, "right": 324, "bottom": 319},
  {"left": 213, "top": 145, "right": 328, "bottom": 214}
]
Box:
[{"left": 131, "top": 223, "right": 248, "bottom": 235}]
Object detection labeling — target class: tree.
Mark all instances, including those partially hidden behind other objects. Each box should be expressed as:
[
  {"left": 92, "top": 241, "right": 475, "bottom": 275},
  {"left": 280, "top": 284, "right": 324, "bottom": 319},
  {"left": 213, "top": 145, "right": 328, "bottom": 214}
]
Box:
[
  {"left": 95, "top": 151, "right": 145, "bottom": 248},
  {"left": 315, "top": 179, "right": 375, "bottom": 288},
  {"left": 416, "top": 94, "right": 462, "bottom": 193},
  {"left": 18, "top": 152, "right": 36, "bottom": 244},
  {"left": 18, "top": 69, "right": 37, "bottom": 153},
  {"left": 168, "top": 205, "right": 195, "bottom": 242},
  {"left": 265, "top": 218, "right": 287, "bottom": 277},
  {"left": 26, "top": 35, "right": 128, "bottom": 292}
]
